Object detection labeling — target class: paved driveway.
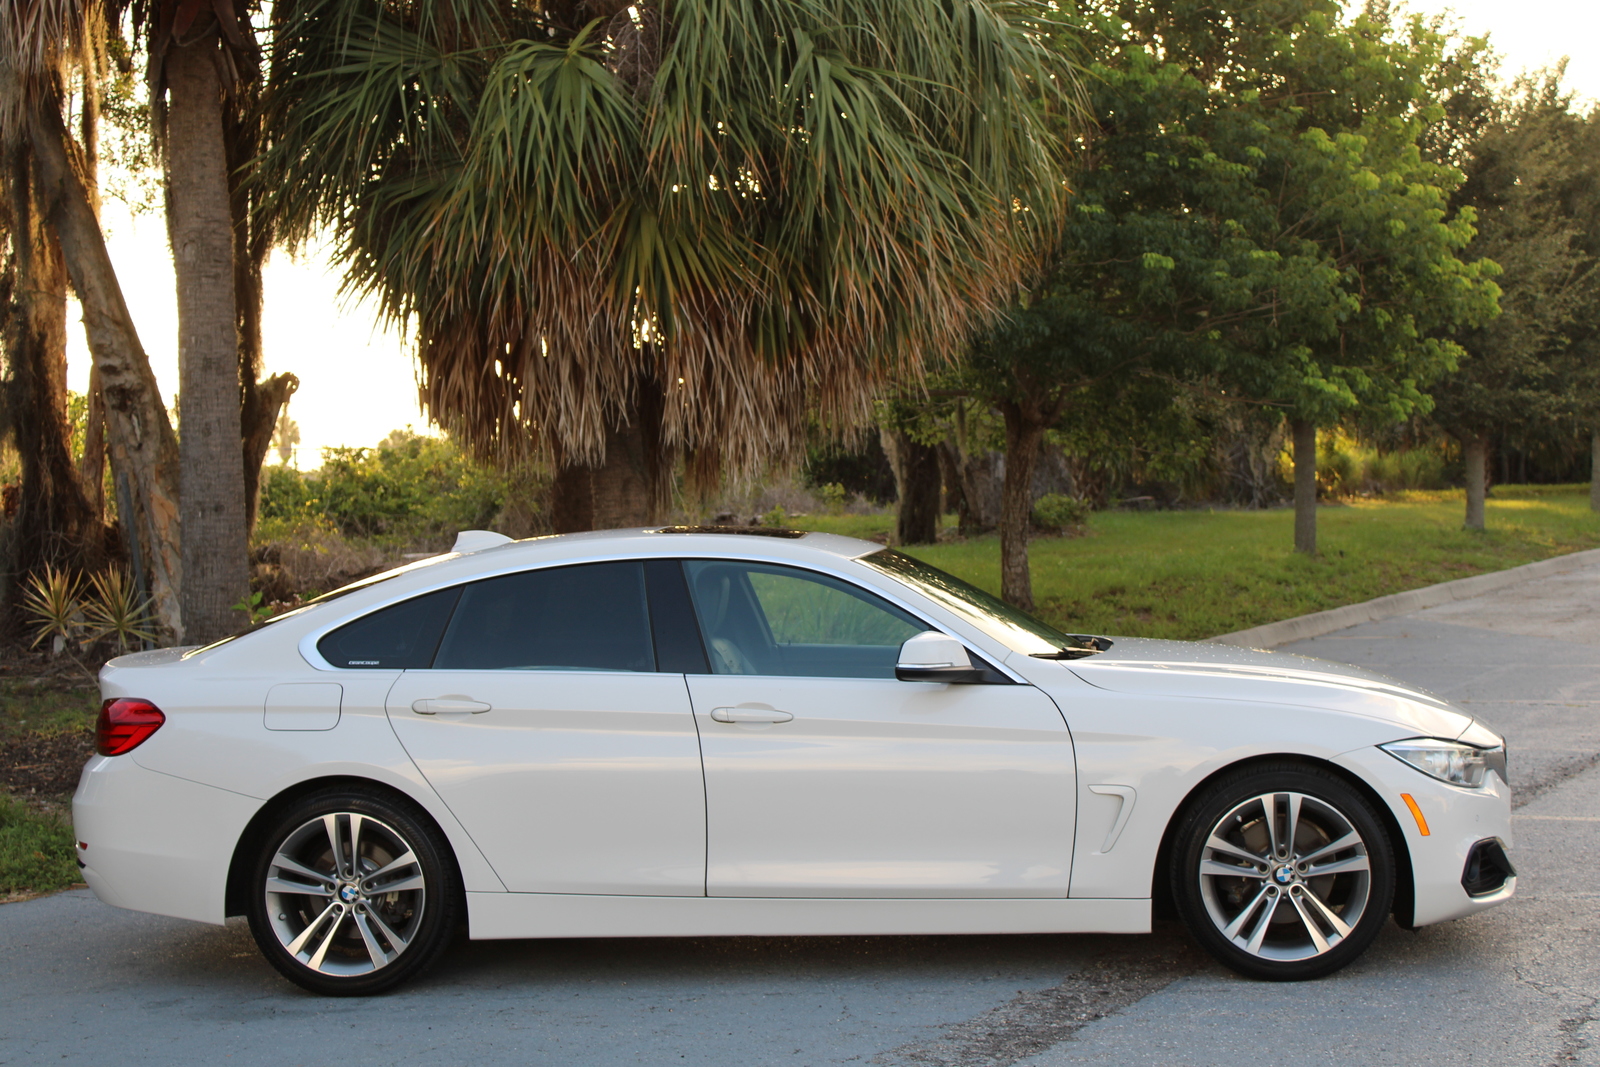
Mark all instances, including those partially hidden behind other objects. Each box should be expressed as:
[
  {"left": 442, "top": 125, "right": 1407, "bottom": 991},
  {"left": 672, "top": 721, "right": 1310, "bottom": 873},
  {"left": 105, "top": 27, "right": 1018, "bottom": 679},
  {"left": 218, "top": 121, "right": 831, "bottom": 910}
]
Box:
[{"left": 3, "top": 559, "right": 1598, "bottom": 1066}]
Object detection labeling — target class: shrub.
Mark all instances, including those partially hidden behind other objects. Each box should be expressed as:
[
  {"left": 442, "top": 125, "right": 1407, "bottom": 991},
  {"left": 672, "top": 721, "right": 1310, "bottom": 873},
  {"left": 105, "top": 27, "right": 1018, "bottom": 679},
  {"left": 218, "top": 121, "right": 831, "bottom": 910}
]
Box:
[
  {"left": 1366, "top": 448, "right": 1447, "bottom": 492},
  {"left": 1031, "top": 493, "right": 1091, "bottom": 534},
  {"left": 259, "top": 431, "right": 512, "bottom": 542}
]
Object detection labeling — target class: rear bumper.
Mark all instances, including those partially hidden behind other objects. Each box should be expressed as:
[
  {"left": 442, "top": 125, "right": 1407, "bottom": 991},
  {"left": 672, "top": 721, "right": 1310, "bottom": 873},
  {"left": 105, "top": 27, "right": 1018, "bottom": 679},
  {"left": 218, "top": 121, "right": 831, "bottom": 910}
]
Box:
[{"left": 72, "top": 754, "right": 260, "bottom": 926}]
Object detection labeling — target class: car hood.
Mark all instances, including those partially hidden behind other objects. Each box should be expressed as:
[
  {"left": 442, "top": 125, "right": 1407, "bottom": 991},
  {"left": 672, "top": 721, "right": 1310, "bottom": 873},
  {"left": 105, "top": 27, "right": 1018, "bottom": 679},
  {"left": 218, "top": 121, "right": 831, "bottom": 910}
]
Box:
[{"left": 1060, "top": 637, "right": 1476, "bottom": 740}]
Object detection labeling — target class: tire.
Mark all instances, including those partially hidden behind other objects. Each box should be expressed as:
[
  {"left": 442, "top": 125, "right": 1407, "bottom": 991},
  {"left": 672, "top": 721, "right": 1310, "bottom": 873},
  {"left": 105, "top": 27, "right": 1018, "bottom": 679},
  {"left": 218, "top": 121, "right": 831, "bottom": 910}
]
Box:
[
  {"left": 245, "top": 786, "right": 461, "bottom": 996},
  {"left": 1171, "top": 763, "right": 1395, "bottom": 981}
]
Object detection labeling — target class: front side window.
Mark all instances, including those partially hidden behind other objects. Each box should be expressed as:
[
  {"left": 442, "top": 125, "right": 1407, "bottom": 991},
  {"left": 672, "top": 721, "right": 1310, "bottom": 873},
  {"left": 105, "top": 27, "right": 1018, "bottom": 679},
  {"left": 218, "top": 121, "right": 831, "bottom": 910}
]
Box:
[
  {"left": 683, "top": 560, "right": 923, "bottom": 679},
  {"left": 433, "top": 561, "right": 654, "bottom": 672}
]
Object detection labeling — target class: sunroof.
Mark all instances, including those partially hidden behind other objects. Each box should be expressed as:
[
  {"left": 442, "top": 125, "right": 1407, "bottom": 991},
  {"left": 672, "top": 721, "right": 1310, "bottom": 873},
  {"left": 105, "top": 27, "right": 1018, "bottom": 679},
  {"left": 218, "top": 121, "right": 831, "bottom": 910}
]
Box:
[{"left": 653, "top": 525, "right": 807, "bottom": 539}]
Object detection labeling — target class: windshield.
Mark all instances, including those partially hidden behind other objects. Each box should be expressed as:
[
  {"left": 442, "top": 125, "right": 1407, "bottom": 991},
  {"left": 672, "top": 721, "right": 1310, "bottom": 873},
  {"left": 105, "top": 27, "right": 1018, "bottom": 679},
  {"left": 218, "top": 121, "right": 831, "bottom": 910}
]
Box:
[{"left": 859, "top": 549, "right": 1075, "bottom": 657}]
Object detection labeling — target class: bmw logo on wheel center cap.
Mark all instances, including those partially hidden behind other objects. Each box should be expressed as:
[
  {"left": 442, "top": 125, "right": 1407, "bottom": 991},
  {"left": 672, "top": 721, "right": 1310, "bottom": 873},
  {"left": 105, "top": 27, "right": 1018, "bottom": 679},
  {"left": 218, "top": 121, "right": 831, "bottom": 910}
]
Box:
[
  {"left": 1274, "top": 866, "right": 1294, "bottom": 885},
  {"left": 339, "top": 884, "right": 360, "bottom": 903}
]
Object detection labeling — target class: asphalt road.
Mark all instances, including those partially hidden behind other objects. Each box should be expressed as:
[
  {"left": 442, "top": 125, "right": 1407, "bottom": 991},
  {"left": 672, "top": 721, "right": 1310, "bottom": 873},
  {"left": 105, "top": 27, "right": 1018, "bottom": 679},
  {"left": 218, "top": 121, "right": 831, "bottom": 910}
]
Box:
[{"left": 3, "top": 557, "right": 1598, "bottom": 1067}]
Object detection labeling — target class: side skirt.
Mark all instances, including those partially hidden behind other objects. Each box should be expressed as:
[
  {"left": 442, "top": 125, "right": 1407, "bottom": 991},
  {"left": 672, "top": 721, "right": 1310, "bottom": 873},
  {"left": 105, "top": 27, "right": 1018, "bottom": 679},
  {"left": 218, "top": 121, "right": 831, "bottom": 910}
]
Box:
[{"left": 466, "top": 893, "right": 1151, "bottom": 940}]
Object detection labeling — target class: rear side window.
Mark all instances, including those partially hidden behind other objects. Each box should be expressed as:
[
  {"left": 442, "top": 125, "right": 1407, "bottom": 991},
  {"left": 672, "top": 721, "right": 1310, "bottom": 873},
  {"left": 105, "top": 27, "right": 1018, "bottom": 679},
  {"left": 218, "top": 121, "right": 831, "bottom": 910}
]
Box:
[
  {"left": 317, "top": 587, "right": 461, "bottom": 669},
  {"left": 433, "top": 561, "right": 654, "bottom": 671}
]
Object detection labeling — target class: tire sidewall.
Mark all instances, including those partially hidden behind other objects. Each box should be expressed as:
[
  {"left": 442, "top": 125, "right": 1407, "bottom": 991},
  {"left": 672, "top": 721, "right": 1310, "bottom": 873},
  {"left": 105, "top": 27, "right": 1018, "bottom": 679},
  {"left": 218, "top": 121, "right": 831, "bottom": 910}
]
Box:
[
  {"left": 1172, "top": 765, "right": 1396, "bottom": 981},
  {"left": 245, "top": 787, "right": 459, "bottom": 996}
]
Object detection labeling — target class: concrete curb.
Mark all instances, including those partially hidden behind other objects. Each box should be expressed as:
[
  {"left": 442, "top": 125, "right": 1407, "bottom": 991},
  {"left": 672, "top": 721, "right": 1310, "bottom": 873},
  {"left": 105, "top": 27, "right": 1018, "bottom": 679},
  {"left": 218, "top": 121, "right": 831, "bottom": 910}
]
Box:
[{"left": 1207, "top": 546, "right": 1600, "bottom": 649}]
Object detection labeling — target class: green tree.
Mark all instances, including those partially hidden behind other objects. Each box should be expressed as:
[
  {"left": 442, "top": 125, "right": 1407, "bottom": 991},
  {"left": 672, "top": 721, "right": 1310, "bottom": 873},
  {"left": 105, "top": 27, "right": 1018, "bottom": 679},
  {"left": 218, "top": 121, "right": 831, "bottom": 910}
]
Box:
[
  {"left": 257, "top": 0, "right": 1080, "bottom": 532},
  {"left": 1427, "top": 72, "right": 1600, "bottom": 529},
  {"left": 1199, "top": 5, "right": 1500, "bottom": 555},
  {"left": 958, "top": 0, "right": 1498, "bottom": 607}
]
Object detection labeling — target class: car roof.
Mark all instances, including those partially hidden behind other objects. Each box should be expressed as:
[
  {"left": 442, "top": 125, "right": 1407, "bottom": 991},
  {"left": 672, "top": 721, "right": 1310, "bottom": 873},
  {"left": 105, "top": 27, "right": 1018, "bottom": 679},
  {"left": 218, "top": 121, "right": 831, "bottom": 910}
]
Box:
[
  {"left": 309, "top": 527, "right": 887, "bottom": 608},
  {"left": 477, "top": 527, "right": 880, "bottom": 562}
]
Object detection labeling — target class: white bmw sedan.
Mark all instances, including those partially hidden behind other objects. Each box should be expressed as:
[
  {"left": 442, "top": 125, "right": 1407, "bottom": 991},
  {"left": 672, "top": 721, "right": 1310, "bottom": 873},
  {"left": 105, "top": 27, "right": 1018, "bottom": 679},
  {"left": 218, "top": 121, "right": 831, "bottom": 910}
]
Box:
[{"left": 74, "top": 527, "right": 1514, "bottom": 995}]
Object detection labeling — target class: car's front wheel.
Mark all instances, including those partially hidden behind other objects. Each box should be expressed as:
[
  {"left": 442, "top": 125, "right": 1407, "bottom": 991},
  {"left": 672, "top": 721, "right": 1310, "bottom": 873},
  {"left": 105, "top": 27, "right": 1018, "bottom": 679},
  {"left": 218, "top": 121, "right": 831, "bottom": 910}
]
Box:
[
  {"left": 1172, "top": 764, "right": 1395, "bottom": 981},
  {"left": 245, "top": 786, "right": 460, "bottom": 995}
]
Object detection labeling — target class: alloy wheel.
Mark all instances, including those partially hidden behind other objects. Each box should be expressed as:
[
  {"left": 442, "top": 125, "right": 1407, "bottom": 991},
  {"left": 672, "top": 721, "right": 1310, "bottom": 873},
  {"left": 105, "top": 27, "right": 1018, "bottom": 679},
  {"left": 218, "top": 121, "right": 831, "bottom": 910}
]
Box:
[
  {"left": 263, "top": 811, "right": 428, "bottom": 977},
  {"left": 1196, "top": 790, "right": 1373, "bottom": 962}
]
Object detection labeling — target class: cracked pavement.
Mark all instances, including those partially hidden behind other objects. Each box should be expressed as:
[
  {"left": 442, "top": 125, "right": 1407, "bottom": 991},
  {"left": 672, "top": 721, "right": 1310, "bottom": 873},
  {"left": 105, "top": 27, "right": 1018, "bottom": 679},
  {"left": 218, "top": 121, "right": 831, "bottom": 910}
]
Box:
[{"left": 2, "top": 556, "right": 1598, "bottom": 1066}]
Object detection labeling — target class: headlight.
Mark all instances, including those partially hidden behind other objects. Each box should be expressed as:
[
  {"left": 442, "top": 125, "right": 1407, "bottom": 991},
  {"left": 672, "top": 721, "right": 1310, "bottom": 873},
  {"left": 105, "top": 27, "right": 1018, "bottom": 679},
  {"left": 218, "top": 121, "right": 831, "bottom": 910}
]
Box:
[{"left": 1380, "top": 738, "right": 1494, "bottom": 788}]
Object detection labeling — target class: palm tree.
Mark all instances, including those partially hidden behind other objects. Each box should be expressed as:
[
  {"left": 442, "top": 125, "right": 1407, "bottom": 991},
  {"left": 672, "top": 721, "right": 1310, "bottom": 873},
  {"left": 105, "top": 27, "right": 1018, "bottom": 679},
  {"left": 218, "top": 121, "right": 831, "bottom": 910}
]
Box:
[
  {"left": 259, "top": 0, "right": 1079, "bottom": 529},
  {"left": 135, "top": 0, "right": 301, "bottom": 640},
  {"left": 1, "top": 0, "right": 183, "bottom": 635}
]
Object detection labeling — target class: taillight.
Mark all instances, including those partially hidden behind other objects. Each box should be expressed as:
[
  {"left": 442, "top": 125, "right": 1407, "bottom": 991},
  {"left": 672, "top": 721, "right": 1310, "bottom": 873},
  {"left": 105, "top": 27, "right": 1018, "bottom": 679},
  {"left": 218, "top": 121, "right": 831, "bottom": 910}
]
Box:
[{"left": 96, "top": 698, "right": 166, "bottom": 756}]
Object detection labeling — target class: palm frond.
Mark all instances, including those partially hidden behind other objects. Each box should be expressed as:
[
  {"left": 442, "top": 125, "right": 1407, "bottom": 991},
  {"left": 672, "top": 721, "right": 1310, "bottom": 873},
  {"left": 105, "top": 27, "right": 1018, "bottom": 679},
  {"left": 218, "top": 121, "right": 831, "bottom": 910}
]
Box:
[{"left": 258, "top": 0, "right": 1085, "bottom": 473}]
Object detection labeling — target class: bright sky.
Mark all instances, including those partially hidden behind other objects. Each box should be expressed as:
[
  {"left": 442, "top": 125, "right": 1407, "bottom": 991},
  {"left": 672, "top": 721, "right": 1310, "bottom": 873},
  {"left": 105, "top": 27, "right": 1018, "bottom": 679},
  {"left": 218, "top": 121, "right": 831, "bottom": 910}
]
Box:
[
  {"left": 66, "top": 199, "right": 419, "bottom": 467},
  {"left": 64, "top": 0, "right": 1600, "bottom": 469}
]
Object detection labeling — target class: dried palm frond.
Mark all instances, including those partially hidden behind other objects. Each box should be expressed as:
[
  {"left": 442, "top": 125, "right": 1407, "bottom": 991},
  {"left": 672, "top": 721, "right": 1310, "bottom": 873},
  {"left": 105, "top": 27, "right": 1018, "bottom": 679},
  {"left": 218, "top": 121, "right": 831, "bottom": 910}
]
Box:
[
  {"left": 82, "top": 568, "right": 157, "bottom": 652},
  {"left": 0, "top": 0, "right": 108, "bottom": 142},
  {"left": 20, "top": 564, "right": 85, "bottom": 654}
]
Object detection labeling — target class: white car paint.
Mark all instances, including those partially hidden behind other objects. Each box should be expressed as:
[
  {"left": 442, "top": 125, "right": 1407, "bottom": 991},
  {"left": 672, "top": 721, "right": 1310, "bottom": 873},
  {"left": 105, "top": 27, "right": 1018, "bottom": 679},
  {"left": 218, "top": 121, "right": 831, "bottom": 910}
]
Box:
[
  {"left": 689, "top": 673, "right": 1075, "bottom": 898},
  {"left": 74, "top": 528, "right": 1512, "bottom": 951},
  {"left": 385, "top": 669, "right": 706, "bottom": 895}
]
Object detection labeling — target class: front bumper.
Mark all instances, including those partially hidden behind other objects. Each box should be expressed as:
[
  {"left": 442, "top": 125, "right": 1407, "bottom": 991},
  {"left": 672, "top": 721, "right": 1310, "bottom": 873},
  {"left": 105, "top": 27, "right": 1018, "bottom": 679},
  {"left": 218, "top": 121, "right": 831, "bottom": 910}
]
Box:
[
  {"left": 72, "top": 754, "right": 261, "bottom": 926},
  {"left": 1336, "top": 747, "right": 1515, "bottom": 927}
]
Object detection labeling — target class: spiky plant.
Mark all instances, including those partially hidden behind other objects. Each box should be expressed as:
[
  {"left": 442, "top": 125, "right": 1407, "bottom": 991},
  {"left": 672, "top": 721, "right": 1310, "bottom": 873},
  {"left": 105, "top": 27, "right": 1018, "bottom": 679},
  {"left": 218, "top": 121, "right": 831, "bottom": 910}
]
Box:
[
  {"left": 258, "top": 0, "right": 1082, "bottom": 528},
  {"left": 82, "top": 569, "right": 158, "bottom": 653},
  {"left": 20, "top": 564, "right": 85, "bottom": 655}
]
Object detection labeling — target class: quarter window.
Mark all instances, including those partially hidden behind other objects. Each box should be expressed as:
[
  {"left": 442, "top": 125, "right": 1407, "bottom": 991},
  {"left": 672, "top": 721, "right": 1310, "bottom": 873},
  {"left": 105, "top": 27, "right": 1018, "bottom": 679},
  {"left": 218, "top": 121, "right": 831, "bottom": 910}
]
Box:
[
  {"left": 432, "top": 561, "right": 655, "bottom": 672},
  {"left": 316, "top": 587, "right": 461, "bottom": 669}
]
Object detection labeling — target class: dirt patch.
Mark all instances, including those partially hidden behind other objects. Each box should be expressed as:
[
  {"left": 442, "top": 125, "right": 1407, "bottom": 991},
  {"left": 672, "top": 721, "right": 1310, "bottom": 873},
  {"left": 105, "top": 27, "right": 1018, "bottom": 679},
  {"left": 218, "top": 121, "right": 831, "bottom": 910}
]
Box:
[{"left": 0, "top": 728, "right": 95, "bottom": 797}]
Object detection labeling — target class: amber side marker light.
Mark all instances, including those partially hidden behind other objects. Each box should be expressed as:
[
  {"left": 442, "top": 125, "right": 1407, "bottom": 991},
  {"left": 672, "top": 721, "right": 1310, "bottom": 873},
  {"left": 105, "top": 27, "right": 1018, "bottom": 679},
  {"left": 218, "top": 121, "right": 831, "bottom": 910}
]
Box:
[
  {"left": 1400, "top": 793, "right": 1431, "bottom": 836},
  {"left": 96, "top": 698, "right": 166, "bottom": 756}
]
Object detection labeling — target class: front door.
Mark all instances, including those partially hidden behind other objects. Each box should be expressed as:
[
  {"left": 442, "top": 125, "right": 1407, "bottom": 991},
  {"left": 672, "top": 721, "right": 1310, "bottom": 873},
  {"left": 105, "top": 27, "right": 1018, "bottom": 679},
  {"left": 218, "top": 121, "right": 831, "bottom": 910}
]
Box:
[
  {"left": 680, "top": 559, "right": 1076, "bottom": 898},
  {"left": 384, "top": 561, "right": 706, "bottom": 895}
]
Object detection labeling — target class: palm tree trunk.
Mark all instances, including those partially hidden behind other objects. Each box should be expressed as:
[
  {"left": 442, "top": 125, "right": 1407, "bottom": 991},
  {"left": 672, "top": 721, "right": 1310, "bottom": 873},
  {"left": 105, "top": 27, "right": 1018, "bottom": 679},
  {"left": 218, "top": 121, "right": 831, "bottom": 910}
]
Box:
[
  {"left": 549, "top": 378, "right": 671, "bottom": 532},
  {"left": 1291, "top": 418, "right": 1317, "bottom": 555},
  {"left": 28, "top": 103, "right": 182, "bottom": 637},
  {"left": 5, "top": 146, "right": 105, "bottom": 577},
  {"left": 999, "top": 399, "right": 1045, "bottom": 611},
  {"left": 1463, "top": 434, "right": 1488, "bottom": 531},
  {"left": 1590, "top": 430, "right": 1599, "bottom": 513},
  {"left": 167, "top": 40, "right": 249, "bottom": 643}
]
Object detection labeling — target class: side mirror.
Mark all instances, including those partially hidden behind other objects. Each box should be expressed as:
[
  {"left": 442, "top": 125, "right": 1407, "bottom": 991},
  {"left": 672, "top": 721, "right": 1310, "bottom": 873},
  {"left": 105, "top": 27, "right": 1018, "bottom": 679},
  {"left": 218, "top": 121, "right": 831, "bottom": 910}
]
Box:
[{"left": 896, "top": 631, "right": 984, "bottom": 684}]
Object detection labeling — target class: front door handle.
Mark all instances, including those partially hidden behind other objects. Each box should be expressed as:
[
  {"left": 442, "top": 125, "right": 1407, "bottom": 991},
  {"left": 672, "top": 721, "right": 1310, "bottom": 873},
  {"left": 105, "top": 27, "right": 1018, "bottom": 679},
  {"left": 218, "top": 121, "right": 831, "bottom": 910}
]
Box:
[
  {"left": 710, "top": 705, "right": 794, "bottom": 724},
  {"left": 411, "top": 696, "right": 493, "bottom": 715}
]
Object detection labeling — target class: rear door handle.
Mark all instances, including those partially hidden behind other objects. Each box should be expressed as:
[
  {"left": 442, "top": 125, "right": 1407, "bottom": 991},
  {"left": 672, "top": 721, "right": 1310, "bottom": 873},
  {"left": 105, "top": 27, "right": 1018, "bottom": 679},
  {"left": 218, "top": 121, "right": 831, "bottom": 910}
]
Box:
[
  {"left": 710, "top": 706, "right": 794, "bottom": 724},
  {"left": 411, "top": 696, "right": 493, "bottom": 715}
]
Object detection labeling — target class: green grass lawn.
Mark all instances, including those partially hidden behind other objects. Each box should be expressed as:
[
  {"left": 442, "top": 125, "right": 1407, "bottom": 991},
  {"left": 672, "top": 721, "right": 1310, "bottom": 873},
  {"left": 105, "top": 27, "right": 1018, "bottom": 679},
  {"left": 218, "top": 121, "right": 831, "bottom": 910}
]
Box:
[
  {"left": 795, "top": 485, "right": 1600, "bottom": 641},
  {"left": 0, "top": 681, "right": 99, "bottom": 899},
  {"left": 0, "top": 796, "right": 78, "bottom": 900}
]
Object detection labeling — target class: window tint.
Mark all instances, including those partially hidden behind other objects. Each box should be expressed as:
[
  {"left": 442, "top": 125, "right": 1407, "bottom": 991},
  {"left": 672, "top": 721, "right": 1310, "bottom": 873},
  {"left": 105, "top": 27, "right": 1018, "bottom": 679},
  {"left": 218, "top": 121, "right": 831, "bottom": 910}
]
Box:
[
  {"left": 433, "top": 562, "right": 654, "bottom": 672},
  {"left": 684, "top": 561, "right": 923, "bottom": 679},
  {"left": 317, "top": 587, "right": 461, "bottom": 669}
]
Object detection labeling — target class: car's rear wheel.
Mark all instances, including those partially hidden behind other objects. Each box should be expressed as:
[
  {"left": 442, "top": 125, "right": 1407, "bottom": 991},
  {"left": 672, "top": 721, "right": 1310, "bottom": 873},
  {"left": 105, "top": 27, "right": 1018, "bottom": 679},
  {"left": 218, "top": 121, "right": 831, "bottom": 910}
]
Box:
[
  {"left": 246, "top": 786, "right": 459, "bottom": 995},
  {"left": 1172, "top": 764, "right": 1395, "bottom": 981}
]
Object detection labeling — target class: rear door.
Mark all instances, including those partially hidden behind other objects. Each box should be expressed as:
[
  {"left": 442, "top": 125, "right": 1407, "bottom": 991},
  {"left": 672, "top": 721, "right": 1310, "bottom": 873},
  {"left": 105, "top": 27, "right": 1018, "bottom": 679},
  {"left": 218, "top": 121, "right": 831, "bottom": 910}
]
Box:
[
  {"left": 381, "top": 560, "right": 708, "bottom": 895},
  {"left": 679, "top": 558, "right": 1076, "bottom": 899}
]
